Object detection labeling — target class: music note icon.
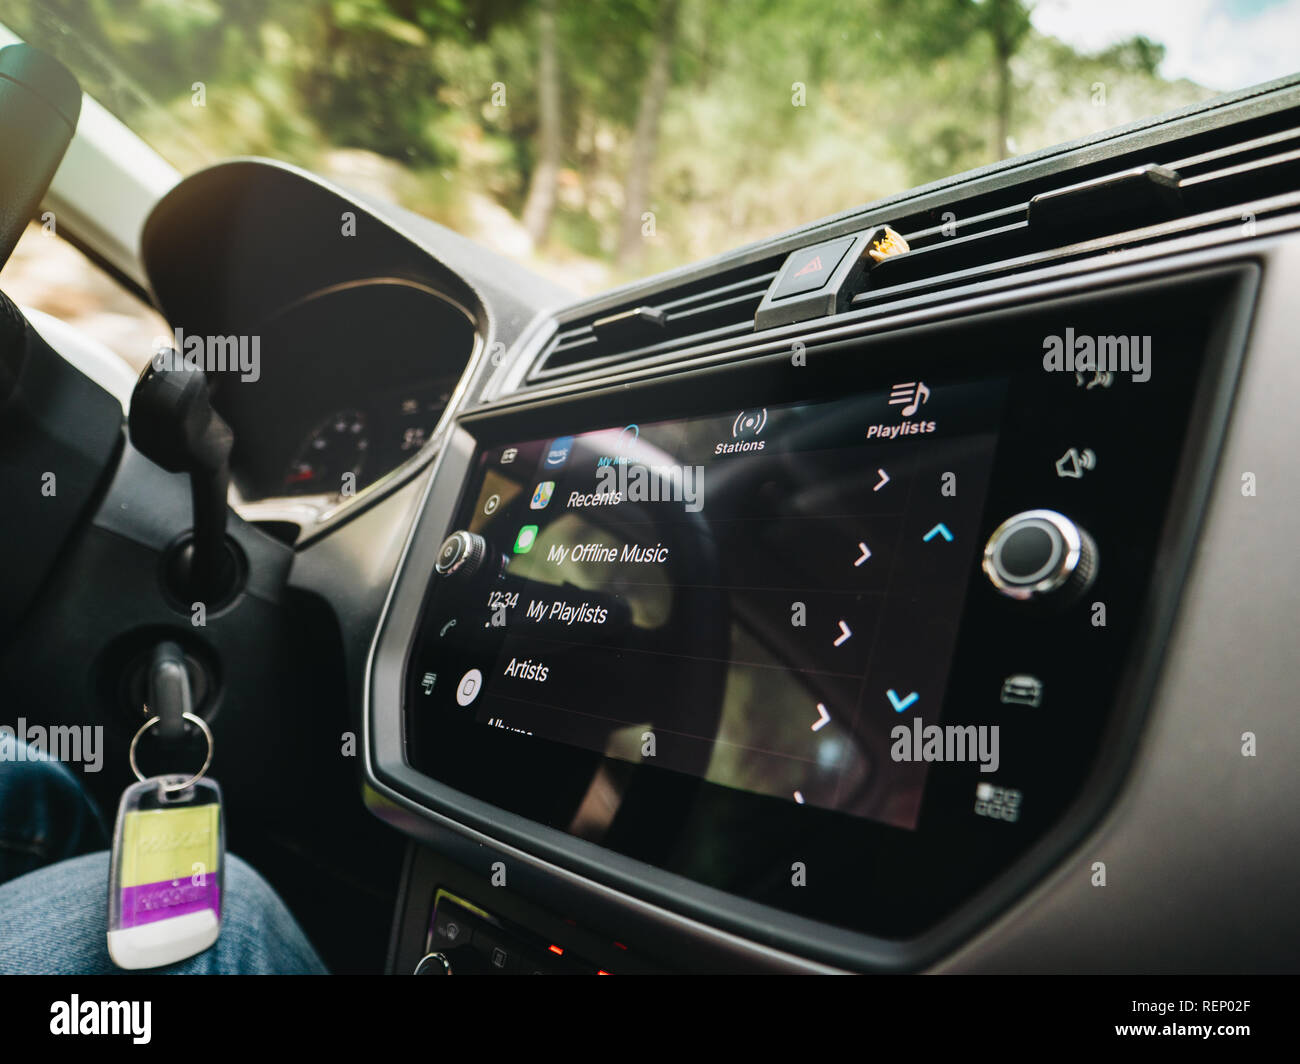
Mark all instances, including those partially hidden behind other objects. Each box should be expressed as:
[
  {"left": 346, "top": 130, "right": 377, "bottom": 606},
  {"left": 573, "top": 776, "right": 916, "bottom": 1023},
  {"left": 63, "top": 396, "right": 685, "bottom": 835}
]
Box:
[{"left": 889, "top": 380, "right": 931, "bottom": 417}]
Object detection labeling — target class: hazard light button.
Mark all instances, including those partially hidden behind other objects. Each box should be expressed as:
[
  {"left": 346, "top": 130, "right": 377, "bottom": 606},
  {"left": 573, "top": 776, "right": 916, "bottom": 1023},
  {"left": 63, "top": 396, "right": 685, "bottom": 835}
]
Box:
[{"left": 770, "top": 236, "right": 856, "bottom": 300}]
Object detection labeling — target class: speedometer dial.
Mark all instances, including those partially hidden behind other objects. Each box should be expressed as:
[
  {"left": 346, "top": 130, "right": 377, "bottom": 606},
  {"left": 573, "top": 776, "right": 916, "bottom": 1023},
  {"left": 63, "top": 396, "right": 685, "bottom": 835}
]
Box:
[{"left": 283, "top": 410, "right": 369, "bottom": 495}]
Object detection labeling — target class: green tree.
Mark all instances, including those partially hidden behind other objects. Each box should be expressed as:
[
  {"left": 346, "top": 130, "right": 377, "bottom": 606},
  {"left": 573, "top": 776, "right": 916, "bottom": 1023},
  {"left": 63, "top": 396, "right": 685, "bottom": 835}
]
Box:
[
  {"left": 617, "top": 0, "right": 681, "bottom": 267},
  {"left": 520, "top": 0, "right": 560, "bottom": 245},
  {"left": 883, "top": 0, "right": 1033, "bottom": 160}
]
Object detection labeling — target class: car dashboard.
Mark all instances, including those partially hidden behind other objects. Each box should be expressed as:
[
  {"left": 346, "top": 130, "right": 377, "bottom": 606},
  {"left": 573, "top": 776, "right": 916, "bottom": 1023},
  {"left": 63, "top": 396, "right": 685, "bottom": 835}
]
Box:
[{"left": 18, "top": 75, "right": 1300, "bottom": 976}]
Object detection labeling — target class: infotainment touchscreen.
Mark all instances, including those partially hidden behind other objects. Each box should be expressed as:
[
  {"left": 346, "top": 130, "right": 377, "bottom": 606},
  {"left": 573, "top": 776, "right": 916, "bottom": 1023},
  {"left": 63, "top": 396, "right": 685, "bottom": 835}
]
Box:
[
  {"left": 407, "top": 377, "right": 1007, "bottom": 830},
  {"left": 387, "top": 270, "right": 1249, "bottom": 944}
]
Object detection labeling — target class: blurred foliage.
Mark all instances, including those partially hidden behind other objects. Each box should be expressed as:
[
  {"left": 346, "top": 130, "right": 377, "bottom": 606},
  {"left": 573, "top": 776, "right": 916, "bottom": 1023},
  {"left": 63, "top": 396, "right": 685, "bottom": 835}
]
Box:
[{"left": 1, "top": 0, "right": 1216, "bottom": 292}]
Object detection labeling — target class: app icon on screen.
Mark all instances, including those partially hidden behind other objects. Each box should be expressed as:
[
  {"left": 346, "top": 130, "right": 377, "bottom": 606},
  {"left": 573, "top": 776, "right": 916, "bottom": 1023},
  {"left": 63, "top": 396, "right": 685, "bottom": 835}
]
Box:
[
  {"left": 530, "top": 481, "right": 555, "bottom": 509},
  {"left": 513, "top": 525, "right": 539, "bottom": 554},
  {"left": 456, "top": 668, "right": 483, "bottom": 706},
  {"left": 543, "top": 436, "right": 574, "bottom": 469}
]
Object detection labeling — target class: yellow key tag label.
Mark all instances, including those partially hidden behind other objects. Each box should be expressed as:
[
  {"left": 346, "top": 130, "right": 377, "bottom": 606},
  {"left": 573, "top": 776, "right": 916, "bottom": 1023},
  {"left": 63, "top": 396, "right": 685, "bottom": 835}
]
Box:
[{"left": 118, "top": 804, "right": 219, "bottom": 888}]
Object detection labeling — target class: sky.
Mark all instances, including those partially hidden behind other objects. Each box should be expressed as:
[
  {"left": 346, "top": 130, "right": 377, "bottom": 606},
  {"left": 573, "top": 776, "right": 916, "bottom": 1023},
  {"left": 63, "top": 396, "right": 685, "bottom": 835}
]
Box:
[{"left": 1031, "top": 0, "right": 1300, "bottom": 90}]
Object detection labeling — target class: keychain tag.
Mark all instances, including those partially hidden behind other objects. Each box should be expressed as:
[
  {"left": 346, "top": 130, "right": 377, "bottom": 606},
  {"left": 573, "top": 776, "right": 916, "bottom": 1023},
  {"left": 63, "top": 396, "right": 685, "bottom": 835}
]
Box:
[{"left": 108, "top": 713, "right": 224, "bottom": 970}]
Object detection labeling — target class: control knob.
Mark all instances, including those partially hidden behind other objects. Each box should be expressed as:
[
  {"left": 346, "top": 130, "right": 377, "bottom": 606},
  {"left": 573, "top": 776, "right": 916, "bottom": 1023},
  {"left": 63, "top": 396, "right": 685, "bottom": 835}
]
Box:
[
  {"left": 982, "top": 509, "right": 1097, "bottom": 603},
  {"left": 435, "top": 530, "right": 488, "bottom": 581}
]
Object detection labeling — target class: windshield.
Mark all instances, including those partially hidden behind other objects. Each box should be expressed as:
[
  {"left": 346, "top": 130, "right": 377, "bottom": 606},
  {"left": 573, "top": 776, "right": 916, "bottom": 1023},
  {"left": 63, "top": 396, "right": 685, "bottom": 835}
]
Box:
[{"left": 3, "top": 0, "right": 1298, "bottom": 295}]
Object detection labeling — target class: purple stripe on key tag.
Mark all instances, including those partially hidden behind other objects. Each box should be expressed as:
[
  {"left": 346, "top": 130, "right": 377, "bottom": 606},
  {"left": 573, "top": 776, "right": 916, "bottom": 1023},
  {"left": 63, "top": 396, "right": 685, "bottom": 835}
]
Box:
[{"left": 119, "top": 876, "right": 221, "bottom": 928}]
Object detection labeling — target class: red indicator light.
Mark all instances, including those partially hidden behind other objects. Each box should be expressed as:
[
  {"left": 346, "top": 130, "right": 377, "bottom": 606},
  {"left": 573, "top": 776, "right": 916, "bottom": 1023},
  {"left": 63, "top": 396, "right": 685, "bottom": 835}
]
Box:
[
  {"left": 548, "top": 944, "right": 564, "bottom": 955},
  {"left": 597, "top": 970, "right": 611, "bottom": 975},
  {"left": 613, "top": 942, "right": 628, "bottom": 951}
]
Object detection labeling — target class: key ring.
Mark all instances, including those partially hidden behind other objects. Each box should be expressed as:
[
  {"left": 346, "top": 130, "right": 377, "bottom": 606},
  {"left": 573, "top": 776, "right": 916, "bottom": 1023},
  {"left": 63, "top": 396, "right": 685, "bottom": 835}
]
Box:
[{"left": 128, "top": 711, "right": 214, "bottom": 793}]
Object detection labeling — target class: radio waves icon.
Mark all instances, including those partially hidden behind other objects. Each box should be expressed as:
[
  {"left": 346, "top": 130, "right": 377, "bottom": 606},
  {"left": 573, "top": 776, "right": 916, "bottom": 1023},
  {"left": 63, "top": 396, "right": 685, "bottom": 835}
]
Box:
[{"left": 732, "top": 408, "right": 768, "bottom": 439}]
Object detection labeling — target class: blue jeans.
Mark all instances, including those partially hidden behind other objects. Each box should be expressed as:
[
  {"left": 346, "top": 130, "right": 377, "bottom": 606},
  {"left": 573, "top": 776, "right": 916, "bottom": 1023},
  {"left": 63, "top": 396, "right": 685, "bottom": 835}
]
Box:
[
  {"left": 0, "top": 742, "right": 327, "bottom": 974},
  {"left": 0, "top": 737, "right": 107, "bottom": 881}
]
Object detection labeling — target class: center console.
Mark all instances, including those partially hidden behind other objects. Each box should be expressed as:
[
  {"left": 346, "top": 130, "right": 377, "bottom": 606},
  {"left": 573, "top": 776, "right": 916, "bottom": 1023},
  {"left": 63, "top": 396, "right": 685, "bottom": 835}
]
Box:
[{"left": 366, "top": 263, "right": 1255, "bottom": 970}]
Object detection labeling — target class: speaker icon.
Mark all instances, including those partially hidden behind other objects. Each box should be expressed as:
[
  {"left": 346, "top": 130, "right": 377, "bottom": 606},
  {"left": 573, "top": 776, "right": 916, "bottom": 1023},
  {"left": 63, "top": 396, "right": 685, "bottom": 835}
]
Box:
[{"left": 1055, "top": 447, "right": 1097, "bottom": 479}]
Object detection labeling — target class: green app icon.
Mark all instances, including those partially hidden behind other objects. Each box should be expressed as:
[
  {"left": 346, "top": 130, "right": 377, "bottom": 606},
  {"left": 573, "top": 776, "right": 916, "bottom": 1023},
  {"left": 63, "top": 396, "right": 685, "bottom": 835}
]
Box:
[{"left": 513, "top": 525, "right": 539, "bottom": 554}]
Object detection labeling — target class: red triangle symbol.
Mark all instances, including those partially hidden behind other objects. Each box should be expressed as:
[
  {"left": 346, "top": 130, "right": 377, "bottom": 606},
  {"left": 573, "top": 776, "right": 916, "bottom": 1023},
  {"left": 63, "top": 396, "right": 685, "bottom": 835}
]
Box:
[{"left": 794, "top": 255, "right": 823, "bottom": 277}]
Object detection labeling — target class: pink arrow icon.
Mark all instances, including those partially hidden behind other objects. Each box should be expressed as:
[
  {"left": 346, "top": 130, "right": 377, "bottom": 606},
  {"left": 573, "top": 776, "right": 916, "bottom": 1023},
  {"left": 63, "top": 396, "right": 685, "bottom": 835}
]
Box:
[{"left": 812, "top": 703, "right": 831, "bottom": 731}]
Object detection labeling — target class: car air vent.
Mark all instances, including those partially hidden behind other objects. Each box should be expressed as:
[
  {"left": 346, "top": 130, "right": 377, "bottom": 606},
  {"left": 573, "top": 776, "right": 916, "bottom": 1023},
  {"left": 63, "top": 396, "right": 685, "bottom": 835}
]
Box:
[
  {"left": 531, "top": 254, "right": 785, "bottom": 382},
  {"left": 853, "top": 109, "right": 1300, "bottom": 311},
  {"left": 530, "top": 104, "right": 1300, "bottom": 384}
]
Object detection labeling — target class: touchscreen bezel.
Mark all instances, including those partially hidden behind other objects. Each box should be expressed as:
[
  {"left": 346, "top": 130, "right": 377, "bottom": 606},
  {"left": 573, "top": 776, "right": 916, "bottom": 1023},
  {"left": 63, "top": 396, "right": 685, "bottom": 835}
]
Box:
[{"left": 365, "top": 262, "right": 1256, "bottom": 970}]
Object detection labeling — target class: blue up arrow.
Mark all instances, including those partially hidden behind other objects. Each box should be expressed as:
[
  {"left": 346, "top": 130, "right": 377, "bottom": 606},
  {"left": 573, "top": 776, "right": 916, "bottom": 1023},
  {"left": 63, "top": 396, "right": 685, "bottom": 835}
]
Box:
[{"left": 923, "top": 523, "right": 954, "bottom": 543}]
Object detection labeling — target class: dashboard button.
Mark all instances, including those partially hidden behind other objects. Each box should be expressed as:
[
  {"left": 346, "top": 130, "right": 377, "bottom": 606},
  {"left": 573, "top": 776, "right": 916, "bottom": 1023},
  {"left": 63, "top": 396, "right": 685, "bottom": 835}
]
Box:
[
  {"left": 982, "top": 510, "right": 1097, "bottom": 603},
  {"left": 475, "top": 927, "right": 521, "bottom": 972},
  {"left": 432, "top": 905, "right": 475, "bottom": 949},
  {"left": 435, "top": 530, "right": 487, "bottom": 579},
  {"left": 999, "top": 674, "right": 1044, "bottom": 707},
  {"left": 456, "top": 669, "right": 484, "bottom": 706},
  {"left": 999, "top": 523, "right": 1055, "bottom": 579},
  {"left": 771, "top": 237, "right": 855, "bottom": 300}
]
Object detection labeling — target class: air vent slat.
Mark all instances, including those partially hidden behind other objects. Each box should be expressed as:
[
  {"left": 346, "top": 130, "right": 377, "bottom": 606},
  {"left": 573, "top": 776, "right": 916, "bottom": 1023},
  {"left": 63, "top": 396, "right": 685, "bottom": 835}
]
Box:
[
  {"left": 855, "top": 188, "right": 1300, "bottom": 312},
  {"left": 903, "top": 203, "right": 1028, "bottom": 247},
  {"left": 550, "top": 333, "right": 598, "bottom": 355},
  {"left": 870, "top": 221, "right": 1031, "bottom": 285},
  {"left": 533, "top": 317, "right": 761, "bottom": 380},
  {"left": 531, "top": 255, "right": 784, "bottom": 380},
  {"left": 591, "top": 305, "right": 666, "bottom": 347},
  {"left": 658, "top": 272, "right": 777, "bottom": 312},
  {"left": 1179, "top": 147, "right": 1300, "bottom": 190},
  {"left": 854, "top": 115, "right": 1300, "bottom": 310},
  {"left": 667, "top": 287, "right": 771, "bottom": 323},
  {"left": 1169, "top": 125, "right": 1300, "bottom": 174}
]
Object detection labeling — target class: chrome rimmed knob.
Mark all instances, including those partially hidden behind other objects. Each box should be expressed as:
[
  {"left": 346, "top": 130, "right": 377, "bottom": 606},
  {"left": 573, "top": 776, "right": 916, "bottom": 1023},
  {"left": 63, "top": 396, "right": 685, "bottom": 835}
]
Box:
[
  {"left": 982, "top": 509, "right": 1097, "bottom": 603},
  {"left": 435, "top": 530, "right": 487, "bottom": 580}
]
